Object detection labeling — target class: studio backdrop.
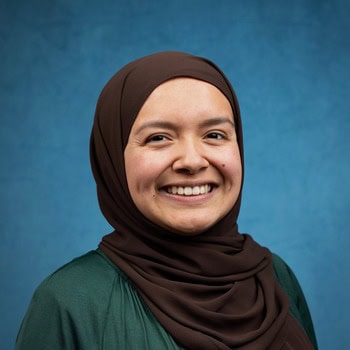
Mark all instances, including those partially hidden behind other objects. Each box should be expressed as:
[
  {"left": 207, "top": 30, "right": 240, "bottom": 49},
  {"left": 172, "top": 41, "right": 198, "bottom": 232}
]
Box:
[{"left": 1, "top": 0, "right": 349, "bottom": 349}]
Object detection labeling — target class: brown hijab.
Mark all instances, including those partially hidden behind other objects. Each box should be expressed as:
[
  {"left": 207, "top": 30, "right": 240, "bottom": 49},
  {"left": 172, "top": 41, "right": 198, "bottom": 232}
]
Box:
[{"left": 90, "top": 51, "right": 313, "bottom": 349}]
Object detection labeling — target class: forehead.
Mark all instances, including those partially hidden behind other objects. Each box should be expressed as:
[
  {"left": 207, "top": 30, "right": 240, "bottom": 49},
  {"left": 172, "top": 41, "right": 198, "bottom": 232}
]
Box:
[
  {"left": 134, "top": 77, "right": 233, "bottom": 121},
  {"left": 147, "top": 77, "right": 230, "bottom": 101}
]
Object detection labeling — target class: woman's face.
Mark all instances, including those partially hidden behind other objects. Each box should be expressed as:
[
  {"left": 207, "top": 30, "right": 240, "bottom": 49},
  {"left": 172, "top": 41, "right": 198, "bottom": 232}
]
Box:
[{"left": 124, "top": 78, "right": 242, "bottom": 235}]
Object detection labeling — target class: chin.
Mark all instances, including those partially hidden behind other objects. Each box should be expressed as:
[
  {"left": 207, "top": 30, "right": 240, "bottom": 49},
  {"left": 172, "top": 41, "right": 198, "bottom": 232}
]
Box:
[{"left": 164, "top": 219, "right": 217, "bottom": 236}]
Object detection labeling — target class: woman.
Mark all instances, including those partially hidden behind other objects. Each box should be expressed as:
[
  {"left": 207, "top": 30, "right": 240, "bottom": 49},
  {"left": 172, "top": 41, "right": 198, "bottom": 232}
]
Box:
[{"left": 16, "top": 51, "right": 318, "bottom": 349}]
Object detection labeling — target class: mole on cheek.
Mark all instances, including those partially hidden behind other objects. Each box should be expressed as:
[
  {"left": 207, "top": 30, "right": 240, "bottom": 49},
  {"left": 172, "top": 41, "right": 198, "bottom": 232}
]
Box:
[{"left": 221, "top": 164, "right": 226, "bottom": 167}]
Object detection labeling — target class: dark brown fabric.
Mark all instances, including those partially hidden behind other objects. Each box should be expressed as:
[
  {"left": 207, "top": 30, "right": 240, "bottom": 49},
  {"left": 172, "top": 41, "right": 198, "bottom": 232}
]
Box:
[{"left": 90, "top": 51, "right": 313, "bottom": 349}]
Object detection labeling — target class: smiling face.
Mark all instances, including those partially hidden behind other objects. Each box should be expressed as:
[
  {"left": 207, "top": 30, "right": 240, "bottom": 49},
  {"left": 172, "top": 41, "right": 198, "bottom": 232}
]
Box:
[{"left": 124, "top": 78, "right": 242, "bottom": 235}]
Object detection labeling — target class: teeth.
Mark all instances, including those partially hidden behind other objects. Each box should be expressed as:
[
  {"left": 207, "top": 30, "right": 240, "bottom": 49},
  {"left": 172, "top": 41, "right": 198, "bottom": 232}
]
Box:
[
  {"left": 193, "top": 186, "right": 200, "bottom": 195},
  {"left": 167, "top": 185, "right": 212, "bottom": 196}
]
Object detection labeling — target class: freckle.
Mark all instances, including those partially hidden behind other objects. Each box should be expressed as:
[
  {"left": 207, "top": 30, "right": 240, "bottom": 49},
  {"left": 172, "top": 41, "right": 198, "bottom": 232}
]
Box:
[{"left": 222, "top": 163, "right": 226, "bottom": 167}]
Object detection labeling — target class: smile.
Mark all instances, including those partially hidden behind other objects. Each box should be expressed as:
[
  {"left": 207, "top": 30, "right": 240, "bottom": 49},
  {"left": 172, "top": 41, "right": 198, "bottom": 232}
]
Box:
[{"left": 166, "top": 184, "right": 212, "bottom": 196}]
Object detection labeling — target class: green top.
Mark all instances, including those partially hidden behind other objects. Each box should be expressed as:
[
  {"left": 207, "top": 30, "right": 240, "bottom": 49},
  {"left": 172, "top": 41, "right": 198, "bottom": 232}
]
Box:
[{"left": 16, "top": 249, "right": 317, "bottom": 349}]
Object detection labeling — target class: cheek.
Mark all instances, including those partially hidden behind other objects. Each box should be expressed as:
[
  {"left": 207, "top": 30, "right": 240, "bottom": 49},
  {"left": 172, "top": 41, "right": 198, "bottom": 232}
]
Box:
[
  {"left": 217, "top": 149, "right": 242, "bottom": 184},
  {"left": 125, "top": 152, "right": 164, "bottom": 193}
]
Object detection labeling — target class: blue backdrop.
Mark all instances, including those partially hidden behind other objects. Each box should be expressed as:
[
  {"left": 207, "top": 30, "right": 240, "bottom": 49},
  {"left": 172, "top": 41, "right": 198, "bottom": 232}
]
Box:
[{"left": 1, "top": 0, "right": 349, "bottom": 348}]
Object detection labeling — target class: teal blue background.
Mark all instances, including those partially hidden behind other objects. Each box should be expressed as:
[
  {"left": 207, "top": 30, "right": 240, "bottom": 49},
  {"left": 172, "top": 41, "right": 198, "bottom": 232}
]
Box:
[{"left": 1, "top": 0, "right": 349, "bottom": 348}]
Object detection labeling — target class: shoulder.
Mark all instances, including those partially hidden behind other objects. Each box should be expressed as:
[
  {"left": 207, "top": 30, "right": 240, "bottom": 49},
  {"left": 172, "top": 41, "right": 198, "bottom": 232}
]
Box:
[
  {"left": 16, "top": 250, "right": 130, "bottom": 349},
  {"left": 271, "top": 253, "right": 294, "bottom": 281},
  {"left": 271, "top": 253, "right": 304, "bottom": 303},
  {"left": 271, "top": 253, "right": 305, "bottom": 310},
  {"left": 43, "top": 249, "right": 119, "bottom": 283},
  {"left": 271, "top": 253, "right": 318, "bottom": 349},
  {"left": 32, "top": 249, "right": 126, "bottom": 309}
]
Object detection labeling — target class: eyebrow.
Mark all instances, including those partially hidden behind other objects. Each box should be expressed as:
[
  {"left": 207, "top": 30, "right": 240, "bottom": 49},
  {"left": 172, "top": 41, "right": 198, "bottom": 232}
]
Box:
[
  {"left": 200, "top": 117, "right": 235, "bottom": 129},
  {"left": 134, "top": 117, "right": 235, "bottom": 134}
]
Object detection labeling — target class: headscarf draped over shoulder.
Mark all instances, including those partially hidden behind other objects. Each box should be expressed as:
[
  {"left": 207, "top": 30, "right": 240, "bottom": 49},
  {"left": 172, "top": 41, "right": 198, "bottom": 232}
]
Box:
[{"left": 90, "top": 51, "right": 313, "bottom": 349}]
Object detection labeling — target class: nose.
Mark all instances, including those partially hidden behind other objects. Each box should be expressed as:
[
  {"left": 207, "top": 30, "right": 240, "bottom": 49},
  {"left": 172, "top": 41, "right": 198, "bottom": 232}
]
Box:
[{"left": 172, "top": 140, "right": 209, "bottom": 175}]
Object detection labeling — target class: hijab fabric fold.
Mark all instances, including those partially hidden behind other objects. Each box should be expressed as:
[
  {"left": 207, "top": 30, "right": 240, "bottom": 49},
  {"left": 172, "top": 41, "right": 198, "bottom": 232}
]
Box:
[{"left": 90, "top": 51, "right": 313, "bottom": 349}]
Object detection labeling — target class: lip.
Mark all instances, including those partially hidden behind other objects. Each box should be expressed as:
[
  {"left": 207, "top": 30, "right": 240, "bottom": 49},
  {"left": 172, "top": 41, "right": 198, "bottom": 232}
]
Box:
[
  {"left": 159, "top": 182, "right": 217, "bottom": 194},
  {"left": 159, "top": 180, "right": 218, "bottom": 188}
]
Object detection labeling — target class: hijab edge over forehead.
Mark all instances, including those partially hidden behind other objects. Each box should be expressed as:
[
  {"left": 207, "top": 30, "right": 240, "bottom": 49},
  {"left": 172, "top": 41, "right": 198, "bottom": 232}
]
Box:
[
  {"left": 120, "top": 69, "right": 242, "bottom": 150},
  {"left": 96, "top": 51, "right": 241, "bottom": 147}
]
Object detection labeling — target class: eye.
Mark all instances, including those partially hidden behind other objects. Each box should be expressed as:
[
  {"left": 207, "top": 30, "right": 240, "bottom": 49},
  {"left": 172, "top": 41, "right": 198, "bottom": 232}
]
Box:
[
  {"left": 146, "top": 134, "right": 169, "bottom": 143},
  {"left": 205, "top": 132, "right": 225, "bottom": 140}
]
